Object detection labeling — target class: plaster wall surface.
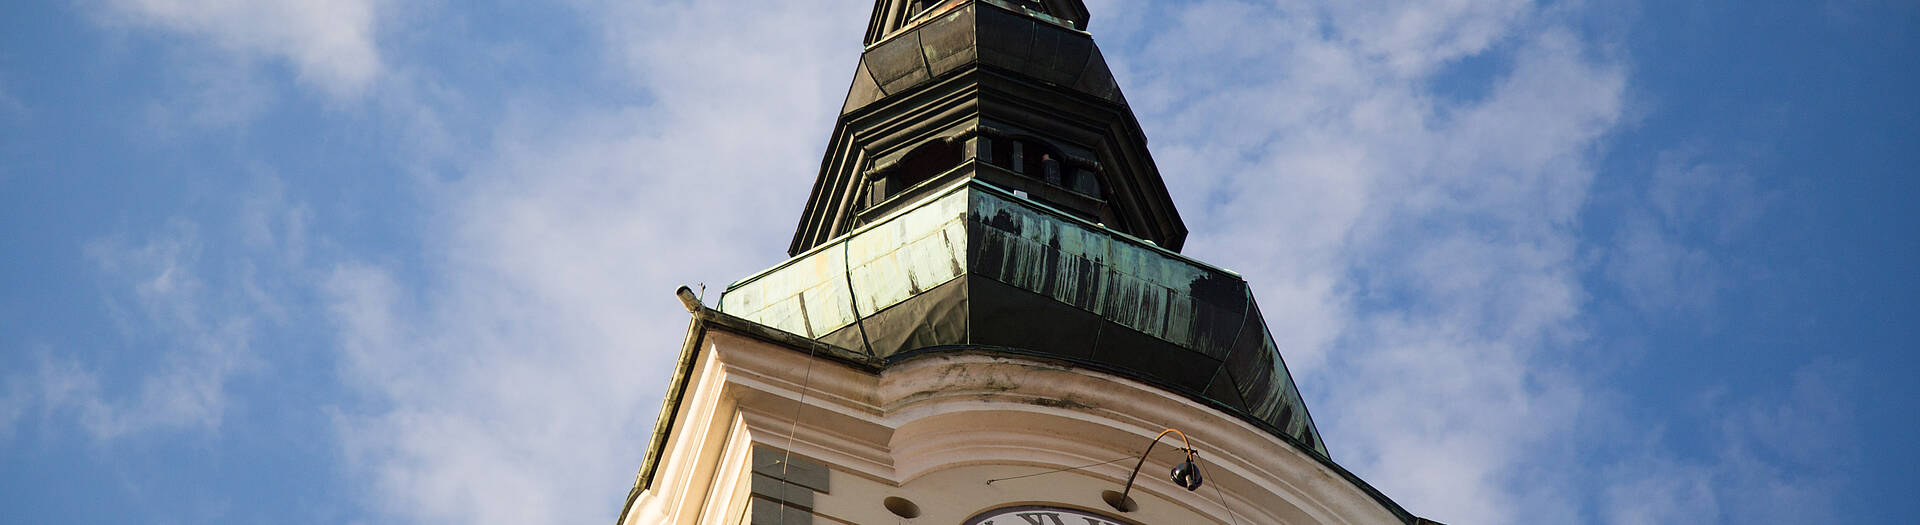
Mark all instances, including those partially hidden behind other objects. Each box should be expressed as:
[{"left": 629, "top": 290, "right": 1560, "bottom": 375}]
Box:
[{"left": 623, "top": 326, "right": 1401, "bottom": 525}]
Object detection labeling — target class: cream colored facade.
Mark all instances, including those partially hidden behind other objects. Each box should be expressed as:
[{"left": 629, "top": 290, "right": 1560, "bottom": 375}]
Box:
[{"left": 619, "top": 316, "right": 1408, "bottom": 525}]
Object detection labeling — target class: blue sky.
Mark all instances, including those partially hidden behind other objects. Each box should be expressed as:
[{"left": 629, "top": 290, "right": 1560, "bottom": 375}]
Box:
[{"left": 1, "top": 0, "right": 1914, "bottom": 523}]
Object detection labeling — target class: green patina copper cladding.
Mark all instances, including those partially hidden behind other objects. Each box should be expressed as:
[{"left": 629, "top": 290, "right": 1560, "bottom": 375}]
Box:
[
  {"left": 972, "top": 190, "right": 1222, "bottom": 356},
  {"left": 720, "top": 184, "right": 970, "bottom": 340},
  {"left": 721, "top": 178, "right": 1328, "bottom": 456}
]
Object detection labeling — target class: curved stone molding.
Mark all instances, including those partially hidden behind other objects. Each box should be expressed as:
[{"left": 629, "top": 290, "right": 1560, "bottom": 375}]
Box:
[{"left": 619, "top": 323, "right": 1411, "bottom": 525}]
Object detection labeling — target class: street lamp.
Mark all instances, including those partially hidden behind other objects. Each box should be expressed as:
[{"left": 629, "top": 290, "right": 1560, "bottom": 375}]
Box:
[{"left": 1104, "top": 428, "right": 1203, "bottom": 512}]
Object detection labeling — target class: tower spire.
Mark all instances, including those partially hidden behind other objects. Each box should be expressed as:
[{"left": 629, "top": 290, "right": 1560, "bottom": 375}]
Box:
[
  {"left": 620, "top": 3, "right": 1443, "bottom": 523},
  {"left": 791, "top": 0, "right": 1185, "bottom": 256},
  {"left": 733, "top": 0, "right": 1324, "bottom": 457}
]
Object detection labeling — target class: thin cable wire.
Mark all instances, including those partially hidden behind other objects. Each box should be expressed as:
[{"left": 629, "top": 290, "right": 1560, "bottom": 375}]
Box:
[
  {"left": 983, "top": 456, "right": 1135, "bottom": 485},
  {"left": 777, "top": 241, "right": 860, "bottom": 523},
  {"left": 1195, "top": 459, "right": 1242, "bottom": 525},
  {"left": 775, "top": 341, "right": 819, "bottom": 524}
]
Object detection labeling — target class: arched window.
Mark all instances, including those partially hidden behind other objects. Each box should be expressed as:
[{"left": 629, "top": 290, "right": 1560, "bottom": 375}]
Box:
[
  {"left": 869, "top": 139, "right": 964, "bottom": 207},
  {"left": 894, "top": 140, "right": 963, "bottom": 190}
]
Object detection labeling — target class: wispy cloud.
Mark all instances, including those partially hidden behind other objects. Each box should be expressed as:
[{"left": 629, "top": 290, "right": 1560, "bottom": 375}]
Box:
[
  {"left": 1605, "top": 152, "right": 1776, "bottom": 316},
  {"left": 28, "top": 220, "right": 258, "bottom": 440},
  {"left": 322, "top": 2, "right": 868, "bottom": 523},
  {"left": 1090, "top": 2, "right": 1858, "bottom": 523},
  {"left": 1097, "top": 0, "right": 1628, "bottom": 522},
  {"left": 1602, "top": 360, "right": 1856, "bottom": 524},
  {"left": 6, "top": 179, "right": 314, "bottom": 442},
  {"left": 0, "top": 348, "right": 66, "bottom": 440},
  {"left": 89, "top": 0, "right": 387, "bottom": 98},
  {"left": 133, "top": 54, "right": 281, "bottom": 137}
]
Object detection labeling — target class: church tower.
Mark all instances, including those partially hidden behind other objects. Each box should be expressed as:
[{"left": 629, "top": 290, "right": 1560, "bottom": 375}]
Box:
[{"left": 618, "top": 2, "right": 1438, "bottom": 523}]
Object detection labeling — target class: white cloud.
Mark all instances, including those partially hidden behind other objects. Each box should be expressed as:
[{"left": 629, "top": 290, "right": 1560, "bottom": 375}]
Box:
[
  {"left": 0, "top": 357, "right": 38, "bottom": 439},
  {"left": 1312, "top": 0, "right": 1534, "bottom": 77},
  {"left": 2, "top": 351, "right": 104, "bottom": 435},
  {"left": 1602, "top": 456, "right": 1722, "bottom": 525},
  {"left": 1093, "top": 1, "right": 1626, "bottom": 522},
  {"left": 1097, "top": 2, "right": 1850, "bottom": 520},
  {"left": 92, "top": 0, "right": 386, "bottom": 97},
  {"left": 1606, "top": 212, "right": 1718, "bottom": 313},
  {"left": 1601, "top": 361, "right": 1855, "bottom": 524},
  {"left": 5, "top": 179, "right": 315, "bottom": 442},
  {"left": 1606, "top": 153, "right": 1773, "bottom": 315},
  {"left": 323, "top": 2, "right": 868, "bottom": 524},
  {"left": 141, "top": 55, "right": 280, "bottom": 135},
  {"left": 37, "top": 221, "right": 257, "bottom": 440}
]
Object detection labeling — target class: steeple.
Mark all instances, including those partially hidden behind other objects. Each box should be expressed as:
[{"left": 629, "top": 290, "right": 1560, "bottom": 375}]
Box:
[
  {"left": 730, "top": 0, "right": 1324, "bottom": 456},
  {"left": 791, "top": 0, "right": 1186, "bottom": 256},
  {"left": 620, "top": 3, "right": 1443, "bottom": 524}
]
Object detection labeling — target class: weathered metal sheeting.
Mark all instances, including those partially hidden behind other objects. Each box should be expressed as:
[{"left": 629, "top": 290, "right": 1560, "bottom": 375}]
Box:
[
  {"left": 970, "top": 191, "right": 1250, "bottom": 359},
  {"left": 867, "top": 29, "right": 934, "bottom": 96},
  {"left": 843, "top": 2, "right": 1123, "bottom": 115},
  {"left": 919, "top": 4, "right": 978, "bottom": 79},
  {"left": 713, "top": 243, "right": 850, "bottom": 340},
  {"left": 969, "top": 188, "right": 1324, "bottom": 451},
  {"left": 846, "top": 188, "right": 970, "bottom": 318},
  {"left": 842, "top": 62, "right": 886, "bottom": 115},
  {"left": 722, "top": 188, "right": 968, "bottom": 343},
  {"left": 721, "top": 180, "right": 1326, "bottom": 455},
  {"left": 1226, "top": 303, "right": 1319, "bottom": 445}
]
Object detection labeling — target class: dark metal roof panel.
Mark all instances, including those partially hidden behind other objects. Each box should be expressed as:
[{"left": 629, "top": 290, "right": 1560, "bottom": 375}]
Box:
[
  {"left": 723, "top": 180, "right": 1326, "bottom": 456},
  {"left": 867, "top": 31, "right": 933, "bottom": 96},
  {"left": 843, "top": 62, "right": 885, "bottom": 115},
  {"left": 920, "top": 4, "right": 978, "bottom": 79}
]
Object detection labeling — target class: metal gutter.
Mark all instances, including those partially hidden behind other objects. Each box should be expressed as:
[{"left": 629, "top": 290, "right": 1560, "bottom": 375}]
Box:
[{"left": 616, "top": 309, "right": 708, "bottom": 525}]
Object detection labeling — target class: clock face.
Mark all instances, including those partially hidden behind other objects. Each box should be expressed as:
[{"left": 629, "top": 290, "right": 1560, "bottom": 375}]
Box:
[{"left": 963, "top": 505, "right": 1134, "bottom": 525}]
